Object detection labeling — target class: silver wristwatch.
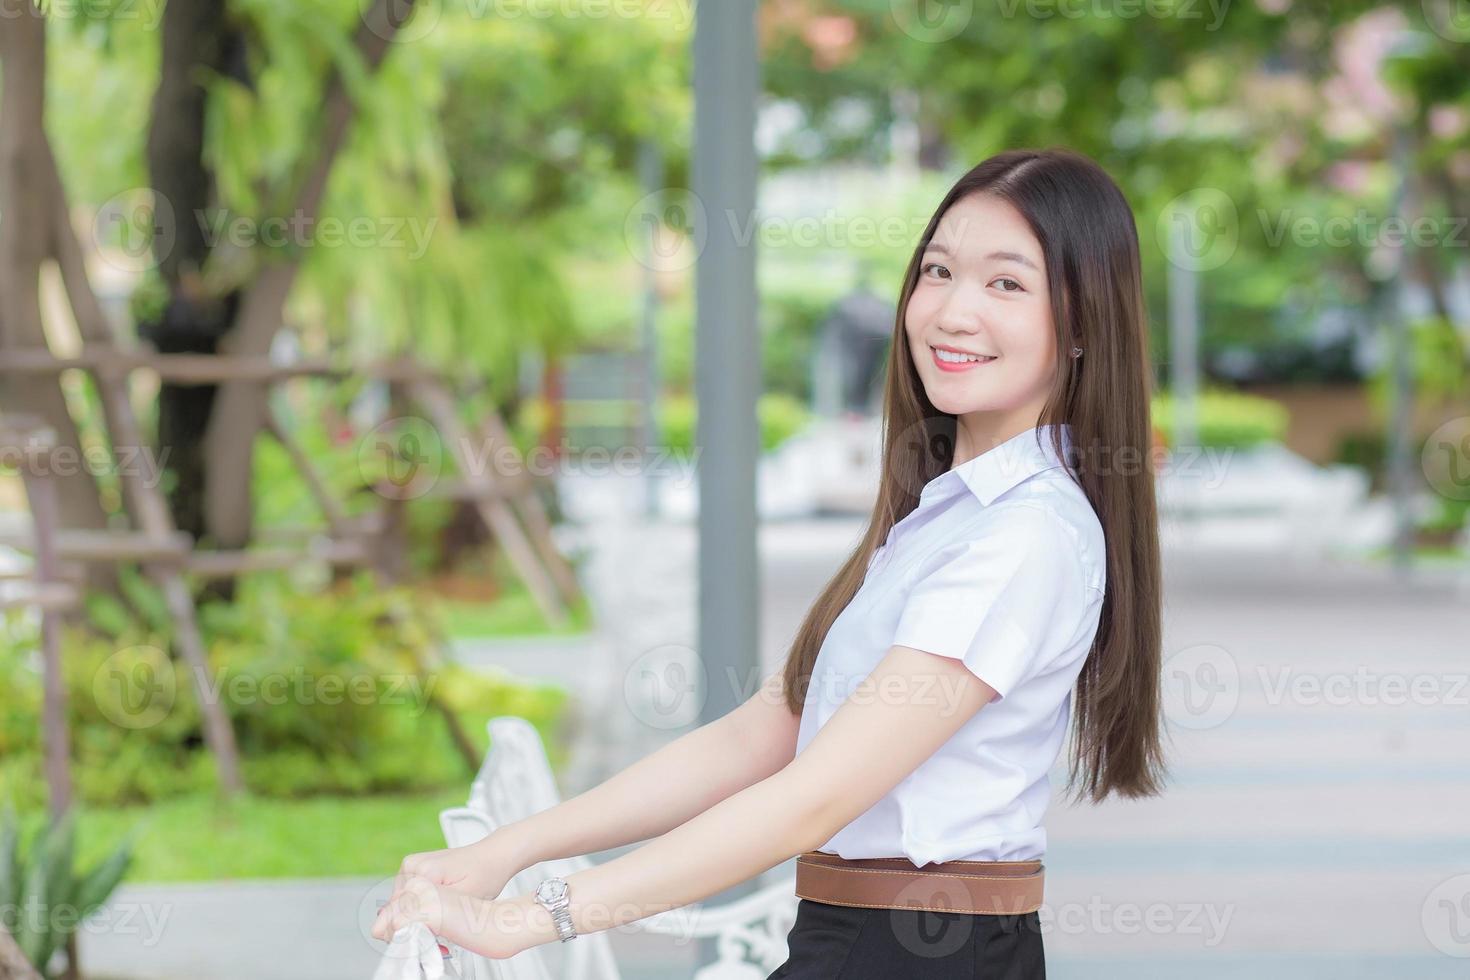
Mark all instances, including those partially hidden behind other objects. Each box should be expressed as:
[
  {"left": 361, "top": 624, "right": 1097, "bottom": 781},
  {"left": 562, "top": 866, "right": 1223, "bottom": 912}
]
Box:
[{"left": 533, "top": 876, "right": 577, "bottom": 942}]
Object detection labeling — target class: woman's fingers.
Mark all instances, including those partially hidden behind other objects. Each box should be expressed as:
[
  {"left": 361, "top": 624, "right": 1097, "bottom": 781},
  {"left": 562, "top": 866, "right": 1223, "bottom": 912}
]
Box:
[
  {"left": 373, "top": 874, "right": 442, "bottom": 942},
  {"left": 380, "top": 856, "right": 435, "bottom": 923},
  {"left": 375, "top": 849, "right": 479, "bottom": 943}
]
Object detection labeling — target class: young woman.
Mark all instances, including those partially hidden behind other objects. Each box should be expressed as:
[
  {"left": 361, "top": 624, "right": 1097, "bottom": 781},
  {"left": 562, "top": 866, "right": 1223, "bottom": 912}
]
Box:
[{"left": 372, "top": 147, "right": 1168, "bottom": 978}]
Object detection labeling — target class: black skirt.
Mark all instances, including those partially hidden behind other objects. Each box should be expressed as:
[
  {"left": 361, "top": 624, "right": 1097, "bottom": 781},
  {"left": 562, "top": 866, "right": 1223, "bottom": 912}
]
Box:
[{"left": 766, "top": 897, "right": 1045, "bottom": 979}]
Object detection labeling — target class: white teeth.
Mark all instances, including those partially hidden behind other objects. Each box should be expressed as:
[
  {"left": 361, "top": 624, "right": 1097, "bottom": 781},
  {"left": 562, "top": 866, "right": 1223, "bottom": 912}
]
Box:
[{"left": 933, "top": 347, "right": 995, "bottom": 364}]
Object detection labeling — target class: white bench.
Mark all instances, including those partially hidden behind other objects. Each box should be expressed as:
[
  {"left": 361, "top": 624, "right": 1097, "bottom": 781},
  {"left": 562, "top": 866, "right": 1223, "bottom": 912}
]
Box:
[{"left": 437, "top": 716, "right": 798, "bottom": 980}]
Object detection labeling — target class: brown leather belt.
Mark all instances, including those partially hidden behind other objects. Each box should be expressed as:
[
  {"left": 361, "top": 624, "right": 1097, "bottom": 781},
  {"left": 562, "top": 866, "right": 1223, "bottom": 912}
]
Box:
[{"left": 794, "top": 850, "right": 1044, "bottom": 915}]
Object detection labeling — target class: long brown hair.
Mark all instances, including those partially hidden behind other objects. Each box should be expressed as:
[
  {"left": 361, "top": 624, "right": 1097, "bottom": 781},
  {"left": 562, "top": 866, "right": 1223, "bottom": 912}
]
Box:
[{"left": 780, "top": 147, "right": 1167, "bottom": 803}]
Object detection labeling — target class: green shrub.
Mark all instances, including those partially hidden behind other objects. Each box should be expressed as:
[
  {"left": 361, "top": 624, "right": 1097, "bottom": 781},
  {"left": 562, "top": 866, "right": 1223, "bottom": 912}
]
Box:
[
  {"left": 1332, "top": 429, "right": 1387, "bottom": 481},
  {"left": 1366, "top": 316, "right": 1467, "bottom": 416},
  {"left": 1151, "top": 388, "right": 1289, "bottom": 449},
  {"left": 762, "top": 289, "right": 840, "bottom": 404},
  {"left": 658, "top": 392, "right": 812, "bottom": 455},
  {"left": 0, "top": 622, "right": 209, "bottom": 811},
  {"left": 757, "top": 393, "right": 814, "bottom": 451},
  {"left": 0, "top": 806, "right": 132, "bottom": 978},
  {"left": 1424, "top": 495, "right": 1470, "bottom": 538},
  {"left": 0, "top": 573, "right": 568, "bottom": 809}
]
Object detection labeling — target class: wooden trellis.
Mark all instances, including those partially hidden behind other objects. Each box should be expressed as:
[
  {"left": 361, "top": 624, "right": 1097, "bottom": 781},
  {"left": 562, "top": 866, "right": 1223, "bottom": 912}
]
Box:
[
  {"left": 0, "top": 349, "right": 581, "bottom": 798},
  {"left": 0, "top": 416, "right": 77, "bottom": 820}
]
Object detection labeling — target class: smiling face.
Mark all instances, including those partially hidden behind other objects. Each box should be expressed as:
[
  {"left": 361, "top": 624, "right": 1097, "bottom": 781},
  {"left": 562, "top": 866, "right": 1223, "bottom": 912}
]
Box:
[{"left": 904, "top": 192, "right": 1058, "bottom": 453}]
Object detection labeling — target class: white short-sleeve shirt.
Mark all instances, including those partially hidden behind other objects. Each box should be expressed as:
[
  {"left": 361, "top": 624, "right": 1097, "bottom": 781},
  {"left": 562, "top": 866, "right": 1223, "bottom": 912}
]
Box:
[{"left": 793, "top": 422, "right": 1106, "bottom": 866}]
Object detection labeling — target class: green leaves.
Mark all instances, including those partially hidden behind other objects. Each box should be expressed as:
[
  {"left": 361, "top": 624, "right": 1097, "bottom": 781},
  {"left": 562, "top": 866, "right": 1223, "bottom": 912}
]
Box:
[
  {"left": 1150, "top": 388, "right": 1290, "bottom": 450},
  {"left": 0, "top": 572, "right": 569, "bottom": 808},
  {"left": 0, "top": 806, "right": 133, "bottom": 977}
]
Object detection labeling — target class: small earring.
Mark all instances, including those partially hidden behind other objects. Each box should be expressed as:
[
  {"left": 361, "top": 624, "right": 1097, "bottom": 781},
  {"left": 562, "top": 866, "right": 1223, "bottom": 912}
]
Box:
[{"left": 1070, "top": 346, "right": 1083, "bottom": 358}]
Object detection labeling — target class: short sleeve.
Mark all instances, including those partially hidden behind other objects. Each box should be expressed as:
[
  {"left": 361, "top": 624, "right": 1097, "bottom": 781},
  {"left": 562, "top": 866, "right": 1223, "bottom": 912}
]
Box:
[{"left": 890, "top": 505, "right": 1086, "bottom": 701}]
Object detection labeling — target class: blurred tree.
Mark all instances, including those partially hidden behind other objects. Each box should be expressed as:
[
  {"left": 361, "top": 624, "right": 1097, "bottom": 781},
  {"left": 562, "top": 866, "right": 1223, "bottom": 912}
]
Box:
[
  {"left": 41, "top": 0, "right": 688, "bottom": 569},
  {"left": 0, "top": 5, "right": 117, "bottom": 591},
  {"left": 157, "top": 0, "right": 421, "bottom": 565},
  {"left": 27, "top": 0, "right": 1466, "bottom": 564},
  {"left": 758, "top": 0, "right": 1468, "bottom": 384}
]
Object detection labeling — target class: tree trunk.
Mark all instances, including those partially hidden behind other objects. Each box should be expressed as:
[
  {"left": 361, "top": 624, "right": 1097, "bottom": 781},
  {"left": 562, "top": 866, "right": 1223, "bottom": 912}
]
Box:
[
  {"left": 142, "top": 0, "right": 244, "bottom": 545},
  {"left": 156, "top": 0, "right": 419, "bottom": 561},
  {"left": 0, "top": 1, "right": 115, "bottom": 594},
  {"left": 59, "top": 935, "right": 79, "bottom": 980}
]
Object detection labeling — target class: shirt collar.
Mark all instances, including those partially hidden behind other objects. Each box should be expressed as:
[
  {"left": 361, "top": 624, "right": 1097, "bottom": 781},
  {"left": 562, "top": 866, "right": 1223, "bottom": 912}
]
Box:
[{"left": 920, "top": 423, "right": 1073, "bottom": 507}]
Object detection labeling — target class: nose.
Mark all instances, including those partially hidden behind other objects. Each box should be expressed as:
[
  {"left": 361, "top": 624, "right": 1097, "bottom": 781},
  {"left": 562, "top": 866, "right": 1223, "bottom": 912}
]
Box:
[
  {"left": 932, "top": 279, "right": 988, "bottom": 336},
  {"left": 935, "top": 301, "right": 984, "bottom": 337}
]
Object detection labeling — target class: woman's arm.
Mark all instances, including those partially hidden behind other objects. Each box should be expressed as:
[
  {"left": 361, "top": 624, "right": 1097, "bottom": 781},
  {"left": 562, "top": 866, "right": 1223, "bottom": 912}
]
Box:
[
  {"left": 385, "top": 645, "right": 999, "bottom": 957},
  {"left": 479, "top": 671, "right": 800, "bottom": 869}
]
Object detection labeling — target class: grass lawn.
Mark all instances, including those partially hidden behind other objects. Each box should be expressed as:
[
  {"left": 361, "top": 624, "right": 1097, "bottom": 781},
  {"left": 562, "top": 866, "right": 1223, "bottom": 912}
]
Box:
[
  {"left": 58, "top": 788, "right": 472, "bottom": 883},
  {"left": 418, "top": 570, "right": 595, "bottom": 640},
  {"left": 1360, "top": 543, "right": 1467, "bottom": 565},
  {"left": 432, "top": 591, "right": 593, "bottom": 639}
]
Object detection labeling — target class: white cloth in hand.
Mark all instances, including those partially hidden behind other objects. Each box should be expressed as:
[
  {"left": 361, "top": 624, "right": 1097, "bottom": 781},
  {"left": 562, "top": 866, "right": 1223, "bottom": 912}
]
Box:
[{"left": 372, "top": 921, "right": 447, "bottom": 980}]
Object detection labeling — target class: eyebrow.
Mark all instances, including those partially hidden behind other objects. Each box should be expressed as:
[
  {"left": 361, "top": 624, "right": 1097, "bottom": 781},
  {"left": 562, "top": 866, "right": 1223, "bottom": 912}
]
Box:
[{"left": 923, "top": 242, "right": 1041, "bottom": 272}]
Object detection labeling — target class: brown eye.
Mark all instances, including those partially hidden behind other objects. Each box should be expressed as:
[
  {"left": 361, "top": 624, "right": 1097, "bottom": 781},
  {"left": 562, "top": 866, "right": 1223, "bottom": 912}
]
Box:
[
  {"left": 922, "top": 262, "right": 951, "bottom": 280},
  {"left": 993, "top": 277, "right": 1023, "bottom": 292}
]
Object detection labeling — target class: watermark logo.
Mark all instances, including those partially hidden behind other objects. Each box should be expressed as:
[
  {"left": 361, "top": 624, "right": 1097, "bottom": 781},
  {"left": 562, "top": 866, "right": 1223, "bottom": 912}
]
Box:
[
  {"left": 0, "top": 440, "right": 169, "bottom": 487},
  {"left": 91, "top": 190, "right": 438, "bottom": 271},
  {"left": 890, "top": 0, "right": 974, "bottom": 42},
  {"left": 367, "top": 0, "right": 696, "bottom": 39},
  {"left": 995, "top": 0, "right": 1231, "bottom": 31},
  {"left": 93, "top": 189, "right": 175, "bottom": 272},
  {"left": 883, "top": 881, "right": 980, "bottom": 958},
  {"left": 196, "top": 208, "right": 438, "bottom": 260},
  {"left": 1422, "top": 416, "right": 1470, "bottom": 502},
  {"left": 1256, "top": 666, "right": 1468, "bottom": 709},
  {"left": 1422, "top": 0, "right": 1470, "bottom": 42},
  {"left": 2, "top": 0, "right": 167, "bottom": 30},
  {"left": 89, "top": 646, "right": 437, "bottom": 726},
  {"left": 359, "top": 0, "right": 441, "bottom": 43},
  {"left": 359, "top": 874, "right": 412, "bottom": 952},
  {"left": 1422, "top": 873, "right": 1470, "bottom": 957},
  {"left": 1157, "top": 188, "right": 1238, "bottom": 272},
  {"left": 1041, "top": 896, "right": 1233, "bottom": 945},
  {"left": 625, "top": 188, "right": 706, "bottom": 273},
  {"left": 1162, "top": 643, "right": 1238, "bottom": 730},
  {"left": 93, "top": 645, "right": 176, "bottom": 730},
  {"left": 0, "top": 897, "right": 174, "bottom": 950},
  {"left": 1258, "top": 209, "right": 1469, "bottom": 251},
  {"left": 358, "top": 416, "right": 446, "bottom": 501},
  {"left": 624, "top": 644, "right": 705, "bottom": 730}
]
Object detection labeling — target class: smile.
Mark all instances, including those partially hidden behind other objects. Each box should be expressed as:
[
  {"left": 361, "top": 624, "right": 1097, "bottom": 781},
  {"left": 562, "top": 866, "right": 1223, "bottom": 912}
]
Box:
[{"left": 929, "top": 345, "right": 998, "bottom": 372}]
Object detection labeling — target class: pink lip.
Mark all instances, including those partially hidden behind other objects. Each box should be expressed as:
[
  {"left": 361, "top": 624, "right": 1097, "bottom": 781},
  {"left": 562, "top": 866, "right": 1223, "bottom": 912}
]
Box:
[{"left": 929, "top": 345, "right": 998, "bottom": 373}]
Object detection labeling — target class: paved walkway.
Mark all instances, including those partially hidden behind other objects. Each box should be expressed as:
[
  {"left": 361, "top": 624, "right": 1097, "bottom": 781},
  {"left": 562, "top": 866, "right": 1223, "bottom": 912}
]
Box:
[{"left": 79, "top": 480, "right": 1470, "bottom": 978}]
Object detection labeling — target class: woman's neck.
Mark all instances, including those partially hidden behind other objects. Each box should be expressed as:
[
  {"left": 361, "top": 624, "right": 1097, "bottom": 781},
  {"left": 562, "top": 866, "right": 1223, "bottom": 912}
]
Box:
[{"left": 951, "top": 411, "right": 1046, "bottom": 469}]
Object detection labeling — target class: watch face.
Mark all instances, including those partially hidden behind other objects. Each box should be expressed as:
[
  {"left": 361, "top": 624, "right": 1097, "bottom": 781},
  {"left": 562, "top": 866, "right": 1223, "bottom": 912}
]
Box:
[{"left": 535, "top": 879, "right": 569, "bottom": 905}]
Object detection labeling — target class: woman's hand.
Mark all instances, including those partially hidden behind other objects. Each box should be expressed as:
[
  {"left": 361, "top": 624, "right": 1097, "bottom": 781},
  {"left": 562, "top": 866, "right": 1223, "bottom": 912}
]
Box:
[
  {"left": 371, "top": 873, "right": 448, "bottom": 942},
  {"left": 370, "top": 874, "right": 520, "bottom": 959},
  {"left": 372, "top": 831, "right": 532, "bottom": 957},
  {"left": 395, "top": 832, "right": 527, "bottom": 900}
]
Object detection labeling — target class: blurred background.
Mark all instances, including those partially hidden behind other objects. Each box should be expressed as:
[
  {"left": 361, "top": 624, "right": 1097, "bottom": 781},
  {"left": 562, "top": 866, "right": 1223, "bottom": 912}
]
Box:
[{"left": 0, "top": 0, "right": 1468, "bottom": 977}]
